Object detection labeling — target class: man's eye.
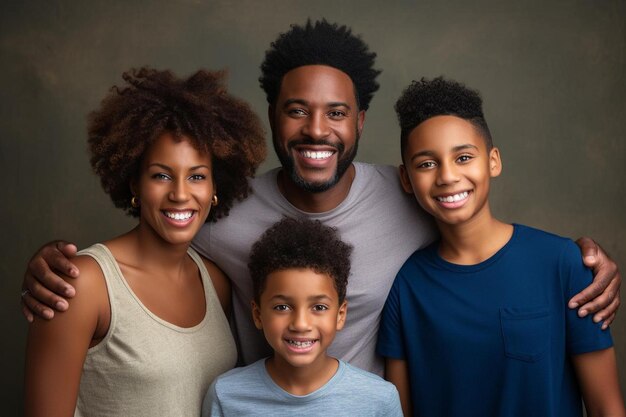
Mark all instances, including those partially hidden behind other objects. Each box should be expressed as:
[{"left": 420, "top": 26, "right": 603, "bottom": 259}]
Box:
[
  {"left": 328, "top": 110, "right": 346, "bottom": 119},
  {"left": 288, "top": 108, "right": 307, "bottom": 117}
]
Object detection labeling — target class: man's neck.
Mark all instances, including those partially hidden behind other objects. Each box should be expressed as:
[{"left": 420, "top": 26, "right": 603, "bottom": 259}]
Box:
[{"left": 277, "top": 164, "right": 356, "bottom": 213}]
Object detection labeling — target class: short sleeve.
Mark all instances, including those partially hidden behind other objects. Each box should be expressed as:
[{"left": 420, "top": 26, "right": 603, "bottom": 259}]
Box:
[
  {"left": 376, "top": 274, "right": 407, "bottom": 359},
  {"left": 560, "top": 240, "right": 613, "bottom": 355},
  {"left": 201, "top": 379, "right": 223, "bottom": 417},
  {"left": 381, "top": 383, "right": 404, "bottom": 417}
]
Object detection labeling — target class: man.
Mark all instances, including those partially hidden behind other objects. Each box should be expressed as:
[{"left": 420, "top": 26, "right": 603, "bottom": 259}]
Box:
[{"left": 22, "top": 20, "right": 621, "bottom": 375}]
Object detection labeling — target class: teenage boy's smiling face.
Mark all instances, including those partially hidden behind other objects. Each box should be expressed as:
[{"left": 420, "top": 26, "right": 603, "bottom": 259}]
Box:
[
  {"left": 400, "top": 115, "right": 502, "bottom": 227},
  {"left": 270, "top": 65, "right": 365, "bottom": 193},
  {"left": 252, "top": 268, "right": 347, "bottom": 371}
]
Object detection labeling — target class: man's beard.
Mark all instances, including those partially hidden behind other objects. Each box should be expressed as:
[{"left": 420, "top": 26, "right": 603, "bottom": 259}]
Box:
[{"left": 273, "top": 131, "right": 359, "bottom": 193}]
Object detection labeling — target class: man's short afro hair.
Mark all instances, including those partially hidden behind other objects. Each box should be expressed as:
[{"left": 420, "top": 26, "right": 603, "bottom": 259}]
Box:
[
  {"left": 260, "top": 19, "right": 381, "bottom": 111},
  {"left": 395, "top": 76, "right": 493, "bottom": 157},
  {"left": 88, "top": 67, "right": 266, "bottom": 222},
  {"left": 248, "top": 217, "right": 353, "bottom": 304}
]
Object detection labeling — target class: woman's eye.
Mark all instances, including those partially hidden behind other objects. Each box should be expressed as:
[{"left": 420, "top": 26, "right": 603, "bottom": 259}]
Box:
[
  {"left": 189, "top": 174, "right": 206, "bottom": 181},
  {"left": 152, "top": 173, "right": 170, "bottom": 180},
  {"left": 273, "top": 304, "right": 290, "bottom": 311}
]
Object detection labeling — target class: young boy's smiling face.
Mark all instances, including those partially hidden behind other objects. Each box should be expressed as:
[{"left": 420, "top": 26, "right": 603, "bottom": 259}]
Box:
[
  {"left": 400, "top": 115, "right": 502, "bottom": 227},
  {"left": 252, "top": 268, "right": 347, "bottom": 371}
]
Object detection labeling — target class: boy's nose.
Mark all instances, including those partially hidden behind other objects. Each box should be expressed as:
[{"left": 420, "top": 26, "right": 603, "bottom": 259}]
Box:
[
  {"left": 436, "top": 161, "right": 460, "bottom": 185},
  {"left": 289, "top": 310, "right": 312, "bottom": 331}
]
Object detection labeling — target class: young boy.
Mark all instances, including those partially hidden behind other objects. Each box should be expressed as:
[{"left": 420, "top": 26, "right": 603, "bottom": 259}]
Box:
[
  {"left": 202, "top": 217, "right": 402, "bottom": 416},
  {"left": 377, "top": 77, "right": 625, "bottom": 417}
]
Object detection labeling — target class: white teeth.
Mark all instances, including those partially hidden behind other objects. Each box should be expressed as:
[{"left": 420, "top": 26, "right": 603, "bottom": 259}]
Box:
[
  {"left": 164, "top": 211, "right": 193, "bottom": 220},
  {"left": 286, "top": 339, "right": 315, "bottom": 348},
  {"left": 437, "top": 191, "right": 469, "bottom": 203},
  {"left": 301, "top": 150, "right": 334, "bottom": 160}
]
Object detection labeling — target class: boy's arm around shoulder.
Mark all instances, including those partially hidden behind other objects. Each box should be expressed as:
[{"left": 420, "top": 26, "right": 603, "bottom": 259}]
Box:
[
  {"left": 24, "top": 255, "right": 109, "bottom": 417},
  {"left": 201, "top": 256, "right": 231, "bottom": 315}
]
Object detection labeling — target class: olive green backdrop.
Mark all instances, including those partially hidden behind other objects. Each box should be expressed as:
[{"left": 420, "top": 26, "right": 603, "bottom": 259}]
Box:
[{"left": 2, "top": 0, "right": 625, "bottom": 414}]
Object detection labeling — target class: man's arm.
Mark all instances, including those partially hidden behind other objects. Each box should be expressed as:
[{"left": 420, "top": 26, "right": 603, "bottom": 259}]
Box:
[
  {"left": 571, "top": 238, "right": 621, "bottom": 329},
  {"left": 572, "top": 348, "right": 625, "bottom": 417},
  {"left": 21, "top": 241, "right": 79, "bottom": 321},
  {"left": 385, "top": 358, "right": 412, "bottom": 417}
]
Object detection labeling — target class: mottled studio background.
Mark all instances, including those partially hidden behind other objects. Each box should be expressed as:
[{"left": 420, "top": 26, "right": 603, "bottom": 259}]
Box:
[{"left": 1, "top": 0, "right": 625, "bottom": 414}]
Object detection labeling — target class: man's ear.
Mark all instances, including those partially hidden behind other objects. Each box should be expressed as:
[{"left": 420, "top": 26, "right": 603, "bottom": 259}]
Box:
[
  {"left": 489, "top": 147, "right": 502, "bottom": 178},
  {"left": 336, "top": 300, "right": 348, "bottom": 331},
  {"left": 357, "top": 110, "right": 366, "bottom": 137},
  {"left": 251, "top": 300, "right": 263, "bottom": 330},
  {"left": 399, "top": 165, "right": 414, "bottom": 195}
]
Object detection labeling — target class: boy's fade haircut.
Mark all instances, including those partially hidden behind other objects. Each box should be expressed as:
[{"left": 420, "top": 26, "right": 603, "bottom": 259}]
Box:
[
  {"left": 395, "top": 76, "right": 493, "bottom": 160},
  {"left": 248, "top": 217, "right": 353, "bottom": 304},
  {"left": 259, "top": 19, "right": 381, "bottom": 111}
]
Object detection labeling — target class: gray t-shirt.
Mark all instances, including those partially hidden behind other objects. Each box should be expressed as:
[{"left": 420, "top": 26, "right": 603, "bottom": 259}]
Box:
[
  {"left": 192, "top": 163, "right": 435, "bottom": 375},
  {"left": 202, "top": 359, "right": 402, "bottom": 417}
]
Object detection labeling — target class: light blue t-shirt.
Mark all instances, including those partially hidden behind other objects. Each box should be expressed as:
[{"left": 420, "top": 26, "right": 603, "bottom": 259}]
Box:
[{"left": 202, "top": 358, "right": 402, "bottom": 417}]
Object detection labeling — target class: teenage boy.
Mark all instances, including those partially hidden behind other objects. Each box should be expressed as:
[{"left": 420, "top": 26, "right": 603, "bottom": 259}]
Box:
[
  {"left": 202, "top": 217, "right": 402, "bottom": 416},
  {"left": 377, "top": 77, "right": 625, "bottom": 417},
  {"left": 22, "top": 21, "right": 621, "bottom": 376}
]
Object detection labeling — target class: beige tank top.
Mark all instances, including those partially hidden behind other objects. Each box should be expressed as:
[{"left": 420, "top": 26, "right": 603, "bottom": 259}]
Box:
[{"left": 75, "top": 243, "right": 237, "bottom": 417}]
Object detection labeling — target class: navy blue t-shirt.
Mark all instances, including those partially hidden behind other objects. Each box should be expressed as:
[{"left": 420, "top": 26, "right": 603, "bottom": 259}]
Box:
[{"left": 377, "top": 224, "right": 613, "bottom": 417}]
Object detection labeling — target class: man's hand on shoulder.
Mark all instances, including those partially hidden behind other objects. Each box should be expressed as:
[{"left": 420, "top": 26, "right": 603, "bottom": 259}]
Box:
[
  {"left": 21, "top": 241, "right": 80, "bottom": 322},
  {"left": 569, "top": 237, "right": 621, "bottom": 329}
]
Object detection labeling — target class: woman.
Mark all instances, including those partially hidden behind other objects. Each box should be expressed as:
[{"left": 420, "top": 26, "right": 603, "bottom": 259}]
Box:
[{"left": 24, "top": 68, "right": 266, "bottom": 416}]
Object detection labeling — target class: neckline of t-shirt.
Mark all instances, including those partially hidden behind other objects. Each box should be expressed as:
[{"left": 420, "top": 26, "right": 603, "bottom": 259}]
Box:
[
  {"left": 424, "top": 223, "right": 522, "bottom": 273},
  {"left": 94, "top": 243, "right": 211, "bottom": 333},
  {"left": 268, "top": 163, "right": 369, "bottom": 218},
  {"left": 259, "top": 357, "right": 346, "bottom": 402}
]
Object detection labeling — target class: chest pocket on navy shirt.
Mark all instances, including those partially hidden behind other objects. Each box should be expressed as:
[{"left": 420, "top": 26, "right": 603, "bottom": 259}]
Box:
[{"left": 500, "top": 307, "right": 550, "bottom": 362}]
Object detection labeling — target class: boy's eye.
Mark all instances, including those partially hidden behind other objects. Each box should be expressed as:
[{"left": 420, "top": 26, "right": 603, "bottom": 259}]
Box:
[
  {"left": 417, "top": 161, "right": 436, "bottom": 169},
  {"left": 273, "top": 304, "right": 291, "bottom": 311},
  {"left": 457, "top": 155, "right": 473, "bottom": 163},
  {"left": 312, "top": 304, "right": 329, "bottom": 312}
]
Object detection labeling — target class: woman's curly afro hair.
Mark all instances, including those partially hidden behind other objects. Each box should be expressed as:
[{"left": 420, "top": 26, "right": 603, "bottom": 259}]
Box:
[
  {"left": 88, "top": 67, "right": 266, "bottom": 222},
  {"left": 248, "top": 217, "right": 353, "bottom": 304},
  {"left": 259, "top": 19, "right": 381, "bottom": 111},
  {"left": 395, "top": 76, "right": 493, "bottom": 158}
]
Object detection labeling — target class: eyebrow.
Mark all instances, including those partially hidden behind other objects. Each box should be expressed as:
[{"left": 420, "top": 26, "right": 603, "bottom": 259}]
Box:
[
  {"left": 410, "top": 144, "right": 479, "bottom": 162},
  {"left": 283, "top": 98, "right": 351, "bottom": 110},
  {"left": 148, "top": 163, "right": 211, "bottom": 171},
  {"left": 269, "top": 294, "right": 334, "bottom": 302}
]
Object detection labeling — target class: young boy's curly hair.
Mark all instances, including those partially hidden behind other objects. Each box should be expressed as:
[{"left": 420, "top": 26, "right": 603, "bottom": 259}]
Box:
[
  {"left": 259, "top": 19, "right": 381, "bottom": 111},
  {"left": 395, "top": 76, "right": 493, "bottom": 159},
  {"left": 248, "top": 217, "right": 353, "bottom": 304},
  {"left": 88, "top": 67, "right": 266, "bottom": 221}
]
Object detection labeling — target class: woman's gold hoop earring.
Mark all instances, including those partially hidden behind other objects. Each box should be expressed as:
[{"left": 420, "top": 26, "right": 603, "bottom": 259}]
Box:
[
  {"left": 211, "top": 195, "right": 219, "bottom": 206},
  {"left": 131, "top": 196, "right": 140, "bottom": 208}
]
